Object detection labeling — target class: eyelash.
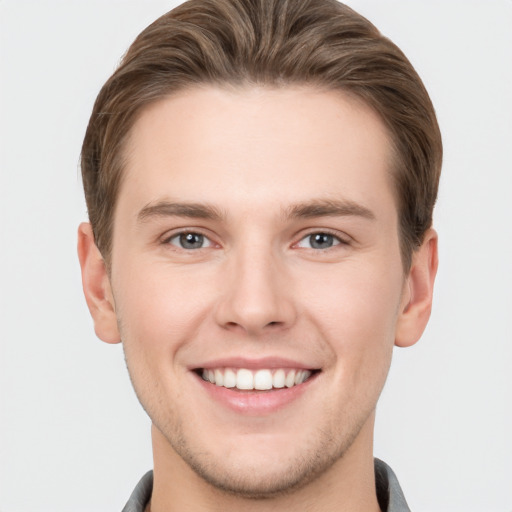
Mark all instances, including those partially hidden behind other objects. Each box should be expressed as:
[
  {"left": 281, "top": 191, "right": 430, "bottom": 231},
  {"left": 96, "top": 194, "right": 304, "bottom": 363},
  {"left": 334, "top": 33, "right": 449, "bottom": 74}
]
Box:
[
  {"left": 163, "top": 230, "right": 214, "bottom": 250},
  {"left": 162, "top": 229, "right": 350, "bottom": 251},
  {"left": 294, "top": 230, "right": 350, "bottom": 250}
]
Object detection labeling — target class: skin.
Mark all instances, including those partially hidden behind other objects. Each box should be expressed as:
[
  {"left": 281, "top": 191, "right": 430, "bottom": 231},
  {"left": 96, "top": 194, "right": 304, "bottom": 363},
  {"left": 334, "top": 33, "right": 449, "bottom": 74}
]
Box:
[{"left": 78, "top": 86, "right": 438, "bottom": 511}]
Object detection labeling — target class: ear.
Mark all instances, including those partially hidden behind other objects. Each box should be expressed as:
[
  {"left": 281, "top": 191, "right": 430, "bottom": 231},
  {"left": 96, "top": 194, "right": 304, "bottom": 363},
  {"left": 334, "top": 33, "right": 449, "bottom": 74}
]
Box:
[
  {"left": 77, "top": 222, "right": 121, "bottom": 344},
  {"left": 395, "top": 228, "right": 438, "bottom": 348}
]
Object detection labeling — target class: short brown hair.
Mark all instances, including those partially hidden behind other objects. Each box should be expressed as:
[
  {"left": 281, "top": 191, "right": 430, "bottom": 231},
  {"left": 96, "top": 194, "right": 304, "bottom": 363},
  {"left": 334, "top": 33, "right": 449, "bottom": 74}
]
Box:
[{"left": 81, "top": 0, "right": 442, "bottom": 270}]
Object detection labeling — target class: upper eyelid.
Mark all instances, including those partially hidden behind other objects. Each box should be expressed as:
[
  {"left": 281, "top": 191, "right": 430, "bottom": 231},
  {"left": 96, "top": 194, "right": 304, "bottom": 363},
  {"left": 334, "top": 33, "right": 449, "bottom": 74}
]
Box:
[
  {"left": 294, "top": 228, "right": 352, "bottom": 244},
  {"left": 161, "top": 227, "right": 215, "bottom": 242}
]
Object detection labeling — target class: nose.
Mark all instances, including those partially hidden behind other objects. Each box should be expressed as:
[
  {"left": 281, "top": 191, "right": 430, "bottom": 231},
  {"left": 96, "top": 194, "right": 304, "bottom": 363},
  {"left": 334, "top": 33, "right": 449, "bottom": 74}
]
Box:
[{"left": 214, "top": 244, "right": 297, "bottom": 336}]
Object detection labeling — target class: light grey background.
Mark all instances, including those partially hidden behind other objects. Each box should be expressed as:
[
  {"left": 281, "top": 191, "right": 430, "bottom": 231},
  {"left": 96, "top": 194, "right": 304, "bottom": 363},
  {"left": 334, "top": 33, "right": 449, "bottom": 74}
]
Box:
[{"left": 1, "top": 1, "right": 511, "bottom": 510}]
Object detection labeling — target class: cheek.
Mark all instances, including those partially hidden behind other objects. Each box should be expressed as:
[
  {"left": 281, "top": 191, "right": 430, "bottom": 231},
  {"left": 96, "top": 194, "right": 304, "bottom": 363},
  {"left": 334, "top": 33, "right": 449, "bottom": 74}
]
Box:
[
  {"left": 298, "top": 262, "right": 403, "bottom": 362},
  {"left": 306, "top": 268, "right": 401, "bottom": 418},
  {"left": 111, "top": 260, "right": 212, "bottom": 360}
]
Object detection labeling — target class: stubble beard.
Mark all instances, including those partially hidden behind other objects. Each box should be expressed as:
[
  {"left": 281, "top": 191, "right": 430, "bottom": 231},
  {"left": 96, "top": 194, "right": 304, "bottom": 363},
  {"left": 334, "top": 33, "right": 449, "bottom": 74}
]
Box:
[
  {"left": 152, "top": 407, "right": 370, "bottom": 500},
  {"left": 122, "top": 353, "right": 377, "bottom": 500},
  {"left": 120, "top": 323, "right": 384, "bottom": 500}
]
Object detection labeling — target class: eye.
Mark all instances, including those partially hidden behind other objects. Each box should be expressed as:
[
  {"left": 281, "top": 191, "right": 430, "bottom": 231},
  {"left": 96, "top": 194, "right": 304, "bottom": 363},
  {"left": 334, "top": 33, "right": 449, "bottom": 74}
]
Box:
[
  {"left": 167, "top": 232, "right": 213, "bottom": 250},
  {"left": 296, "top": 232, "right": 344, "bottom": 250}
]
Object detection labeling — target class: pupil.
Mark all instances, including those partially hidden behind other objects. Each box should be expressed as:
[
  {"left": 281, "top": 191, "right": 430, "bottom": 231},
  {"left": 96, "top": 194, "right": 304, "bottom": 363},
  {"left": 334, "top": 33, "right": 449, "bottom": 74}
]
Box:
[
  {"left": 311, "top": 233, "right": 333, "bottom": 249},
  {"left": 180, "top": 233, "right": 203, "bottom": 249}
]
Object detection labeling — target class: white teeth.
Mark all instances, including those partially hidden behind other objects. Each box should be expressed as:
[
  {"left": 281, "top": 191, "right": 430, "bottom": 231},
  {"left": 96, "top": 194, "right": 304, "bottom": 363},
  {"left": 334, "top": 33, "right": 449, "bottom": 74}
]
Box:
[
  {"left": 300, "top": 370, "right": 312, "bottom": 384},
  {"left": 214, "top": 369, "right": 224, "bottom": 387},
  {"left": 285, "top": 370, "right": 296, "bottom": 388},
  {"left": 200, "top": 367, "right": 313, "bottom": 390},
  {"left": 272, "top": 369, "right": 285, "bottom": 388},
  {"left": 236, "top": 369, "right": 254, "bottom": 390},
  {"left": 223, "top": 369, "right": 236, "bottom": 388},
  {"left": 254, "top": 369, "right": 273, "bottom": 390}
]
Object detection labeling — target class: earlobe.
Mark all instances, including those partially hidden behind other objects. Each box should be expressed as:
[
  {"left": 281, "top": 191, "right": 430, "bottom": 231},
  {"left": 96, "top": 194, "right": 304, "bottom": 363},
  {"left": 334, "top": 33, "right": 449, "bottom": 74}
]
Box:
[
  {"left": 77, "top": 222, "right": 121, "bottom": 344},
  {"left": 395, "top": 228, "right": 438, "bottom": 348}
]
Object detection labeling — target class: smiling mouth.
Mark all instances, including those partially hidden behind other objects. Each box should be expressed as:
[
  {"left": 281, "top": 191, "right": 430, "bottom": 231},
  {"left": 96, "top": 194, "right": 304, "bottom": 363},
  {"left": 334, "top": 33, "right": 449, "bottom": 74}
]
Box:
[{"left": 196, "top": 367, "right": 319, "bottom": 391}]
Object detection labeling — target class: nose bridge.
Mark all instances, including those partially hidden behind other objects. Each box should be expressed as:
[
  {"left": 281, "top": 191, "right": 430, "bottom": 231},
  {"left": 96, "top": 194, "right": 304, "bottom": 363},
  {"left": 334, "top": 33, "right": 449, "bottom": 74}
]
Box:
[{"left": 215, "top": 237, "right": 295, "bottom": 334}]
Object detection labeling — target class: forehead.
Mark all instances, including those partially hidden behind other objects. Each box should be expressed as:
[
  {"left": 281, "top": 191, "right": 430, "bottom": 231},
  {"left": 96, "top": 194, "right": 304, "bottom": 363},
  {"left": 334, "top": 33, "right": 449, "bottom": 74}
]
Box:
[{"left": 119, "top": 86, "right": 395, "bottom": 220}]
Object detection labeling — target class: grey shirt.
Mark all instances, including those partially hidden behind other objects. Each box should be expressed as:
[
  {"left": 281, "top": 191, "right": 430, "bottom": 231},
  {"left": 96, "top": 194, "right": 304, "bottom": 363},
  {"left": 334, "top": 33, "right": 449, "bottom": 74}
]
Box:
[{"left": 122, "top": 458, "right": 410, "bottom": 512}]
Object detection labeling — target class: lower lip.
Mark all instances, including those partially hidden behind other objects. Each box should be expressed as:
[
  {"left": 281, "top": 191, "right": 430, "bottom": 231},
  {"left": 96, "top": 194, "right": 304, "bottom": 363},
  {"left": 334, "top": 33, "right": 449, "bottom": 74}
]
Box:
[{"left": 193, "top": 372, "right": 318, "bottom": 415}]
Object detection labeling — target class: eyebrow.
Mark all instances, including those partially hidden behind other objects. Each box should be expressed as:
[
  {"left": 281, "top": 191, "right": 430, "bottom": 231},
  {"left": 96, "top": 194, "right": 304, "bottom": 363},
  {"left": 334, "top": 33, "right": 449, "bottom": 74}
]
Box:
[
  {"left": 137, "top": 201, "right": 225, "bottom": 222},
  {"left": 284, "top": 199, "right": 376, "bottom": 221},
  {"left": 137, "top": 198, "right": 375, "bottom": 223}
]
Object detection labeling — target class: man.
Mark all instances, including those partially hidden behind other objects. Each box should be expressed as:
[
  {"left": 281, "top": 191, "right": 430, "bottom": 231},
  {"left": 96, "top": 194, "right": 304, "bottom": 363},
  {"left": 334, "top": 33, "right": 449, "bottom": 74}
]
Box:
[{"left": 78, "top": 0, "right": 441, "bottom": 510}]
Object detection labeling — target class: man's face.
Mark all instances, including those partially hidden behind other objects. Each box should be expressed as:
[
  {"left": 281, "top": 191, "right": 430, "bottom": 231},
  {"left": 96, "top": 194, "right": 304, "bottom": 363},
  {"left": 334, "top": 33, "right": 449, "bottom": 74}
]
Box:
[{"left": 107, "top": 86, "right": 410, "bottom": 495}]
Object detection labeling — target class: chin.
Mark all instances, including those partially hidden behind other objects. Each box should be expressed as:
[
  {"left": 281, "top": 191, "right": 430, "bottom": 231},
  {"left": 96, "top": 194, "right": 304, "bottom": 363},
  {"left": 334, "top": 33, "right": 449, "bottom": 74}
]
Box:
[
  {"left": 176, "top": 445, "right": 339, "bottom": 499},
  {"left": 157, "top": 412, "right": 369, "bottom": 500}
]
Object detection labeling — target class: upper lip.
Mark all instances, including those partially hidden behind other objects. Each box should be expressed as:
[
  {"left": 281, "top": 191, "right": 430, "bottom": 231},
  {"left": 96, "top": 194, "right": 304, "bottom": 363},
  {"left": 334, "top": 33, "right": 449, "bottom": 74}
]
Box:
[{"left": 190, "top": 356, "right": 319, "bottom": 371}]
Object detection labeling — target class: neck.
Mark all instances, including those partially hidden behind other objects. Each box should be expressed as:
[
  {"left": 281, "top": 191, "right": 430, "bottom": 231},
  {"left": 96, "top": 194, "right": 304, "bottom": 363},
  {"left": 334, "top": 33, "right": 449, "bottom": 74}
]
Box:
[{"left": 149, "top": 416, "right": 381, "bottom": 512}]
